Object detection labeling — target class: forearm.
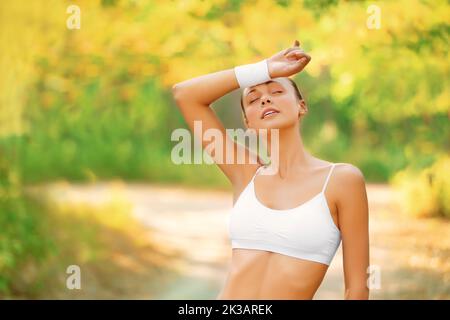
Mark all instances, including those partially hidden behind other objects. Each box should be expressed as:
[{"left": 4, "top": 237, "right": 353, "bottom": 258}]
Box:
[
  {"left": 172, "top": 40, "right": 310, "bottom": 106},
  {"left": 172, "top": 69, "right": 239, "bottom": 106},
  {"left": 344, "top": 286, "right": 369, "bottom": 300}
]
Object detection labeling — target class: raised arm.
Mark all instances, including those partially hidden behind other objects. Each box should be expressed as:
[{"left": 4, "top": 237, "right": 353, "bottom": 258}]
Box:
[
  {"left": 171, "top": 40, "right": 311, "bottom": 187},
  {"left": 172, "top": 68, "right": 257, "bottom": 186}
]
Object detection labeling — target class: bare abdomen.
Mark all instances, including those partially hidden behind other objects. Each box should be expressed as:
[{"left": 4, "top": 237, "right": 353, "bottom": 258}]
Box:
[{"left": 217, "top": 249, "right": 329, "bottom": 299}]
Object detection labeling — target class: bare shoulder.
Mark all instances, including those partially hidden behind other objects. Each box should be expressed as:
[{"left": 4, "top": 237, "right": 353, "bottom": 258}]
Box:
[
  {"left": 331, "top": 163, "right": 367, "bottom": 205},
  {"left": 333, "top": 163, "right": 366, "bottom": 183}
]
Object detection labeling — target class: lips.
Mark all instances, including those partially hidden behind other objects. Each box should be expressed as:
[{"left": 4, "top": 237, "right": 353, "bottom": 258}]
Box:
[{"left": 261, "top": 107, "right": 280, "bottom": 119}]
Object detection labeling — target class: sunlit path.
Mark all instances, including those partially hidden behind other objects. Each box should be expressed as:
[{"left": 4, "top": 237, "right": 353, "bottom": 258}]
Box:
[{"left": 29, "top": 182, "right": 450, "bottom": 299}]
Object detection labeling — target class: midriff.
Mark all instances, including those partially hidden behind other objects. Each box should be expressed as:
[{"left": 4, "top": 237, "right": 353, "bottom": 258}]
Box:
[{"left": 217, "top": 248, "right": 329, "bottom": 299}]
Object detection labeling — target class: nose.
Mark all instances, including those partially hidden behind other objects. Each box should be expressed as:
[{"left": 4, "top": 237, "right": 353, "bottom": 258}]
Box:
[{"left": 261, "top": 97, "right": 272, "bottom": 105}]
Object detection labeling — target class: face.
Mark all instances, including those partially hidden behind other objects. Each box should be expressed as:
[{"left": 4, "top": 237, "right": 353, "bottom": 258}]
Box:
[{"left": 242, "top": 78, "right": 306, "bottom": 131}]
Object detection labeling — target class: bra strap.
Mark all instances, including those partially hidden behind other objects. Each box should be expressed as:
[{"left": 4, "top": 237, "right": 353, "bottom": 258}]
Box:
[
  {"left": 252, "top": 165, "right": 266, "bottom": 181},
  {"left": 321, "top": 163, "right": 336, "bottom": 194}
]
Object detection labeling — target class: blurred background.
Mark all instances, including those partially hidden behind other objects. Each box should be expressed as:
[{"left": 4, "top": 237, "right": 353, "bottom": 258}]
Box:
[{"left": 0, "top": 0, "right": 448, "bottom": 299}]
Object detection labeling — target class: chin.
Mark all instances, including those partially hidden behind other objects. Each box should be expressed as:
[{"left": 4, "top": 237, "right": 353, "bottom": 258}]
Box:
[{"left": 257, "top": 118, "right": 296, "bottom": 130}]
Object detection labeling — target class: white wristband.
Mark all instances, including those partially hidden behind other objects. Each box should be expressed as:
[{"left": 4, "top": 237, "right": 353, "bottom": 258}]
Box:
[{"left": 234, "top": 59, "right": 271, "bottom": 88}]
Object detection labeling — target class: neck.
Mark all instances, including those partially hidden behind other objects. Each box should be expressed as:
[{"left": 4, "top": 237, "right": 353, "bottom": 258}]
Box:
[{"left": 265, "top": 125, "right": 312, "bottom": 178}]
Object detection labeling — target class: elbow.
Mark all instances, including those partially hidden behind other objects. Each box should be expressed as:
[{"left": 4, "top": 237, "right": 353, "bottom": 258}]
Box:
[
  {"left": 172, "top": 83, "right": 202, "bottom": 106},
  {"left": 171, "top": 83, "right": 181, "bottom": 93},
  {"left": 171, "top": 84, "right": 184, "bottom": 102},
  {"left": 172, "top": 83, "right": 193, "bottom": 105}
]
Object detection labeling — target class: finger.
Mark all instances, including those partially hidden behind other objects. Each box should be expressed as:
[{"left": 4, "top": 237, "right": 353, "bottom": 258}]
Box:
[
  {"left": 285, "top": 43, "right": 302, "bottom": 56},
  {"left": 286, "top": 48, "right": 303, "bottom": 56},
  {"left": 288, "top": 52, "right": 310, "bottom": 66},
  {"left": 283, "top": 46, "right": 296, "bottom": 55},
  {"left": 296, "top": 53, "right": 311, "bottom": 65},
  {"left": 286, "top": 49, "right": 306, "bottom": 59}
]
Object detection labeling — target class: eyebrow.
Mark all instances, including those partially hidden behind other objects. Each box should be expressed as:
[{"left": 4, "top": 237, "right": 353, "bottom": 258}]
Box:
[{"left": 245, "top": 80, "right": 280, "bottom": 97}]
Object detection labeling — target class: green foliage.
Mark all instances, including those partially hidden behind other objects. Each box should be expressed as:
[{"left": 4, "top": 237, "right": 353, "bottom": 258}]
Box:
[
  {"left": 0, "top": 158, "right": 54, "bottom": 296},
  {"left": 0, "top": 175, "right": 147, "bottom": 298},
  {"left": 0, "top": 0, "right": 447, "bottom": 186},
  {"left": 0, "top": 0, "right": 448, "bottom": 299},
  {"left": 391, "top": 155, "right": 450, "bottom": 219},
  {"left": 303, "top": 0, "right": 339, "bottom": 16}
]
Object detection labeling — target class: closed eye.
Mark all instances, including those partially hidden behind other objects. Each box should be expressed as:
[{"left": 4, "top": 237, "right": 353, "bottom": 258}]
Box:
[{"left": 249, "top": 91, "right": 282, "bottom": 103}]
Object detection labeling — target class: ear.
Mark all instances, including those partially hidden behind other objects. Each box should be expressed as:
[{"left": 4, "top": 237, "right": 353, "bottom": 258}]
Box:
[
  {"left": 298, "top": 99, "right": 308, "bottom": 118},
  {"left": 242, "top": 113, "right": 249, "bottom": 126}
]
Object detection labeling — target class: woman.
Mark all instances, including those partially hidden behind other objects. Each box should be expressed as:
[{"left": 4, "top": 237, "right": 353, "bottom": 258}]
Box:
[{"left": 172, "top": 40, "right": 370, "bottom": 300}]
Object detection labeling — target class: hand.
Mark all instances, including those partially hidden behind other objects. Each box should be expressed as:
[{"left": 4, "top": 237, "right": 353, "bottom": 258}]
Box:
[{"left": 267, "top": 40, "right": 311, "bottom": 78}]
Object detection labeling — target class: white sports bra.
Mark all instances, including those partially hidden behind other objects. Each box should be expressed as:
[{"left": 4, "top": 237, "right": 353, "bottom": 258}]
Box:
[{"left": 228, "top": 163, "right": 341, "bottom": 265}]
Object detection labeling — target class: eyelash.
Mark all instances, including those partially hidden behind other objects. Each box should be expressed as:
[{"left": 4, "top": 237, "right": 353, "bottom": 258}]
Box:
[{"left": 250, "top": 91, "right": 283, "bottom": 103}]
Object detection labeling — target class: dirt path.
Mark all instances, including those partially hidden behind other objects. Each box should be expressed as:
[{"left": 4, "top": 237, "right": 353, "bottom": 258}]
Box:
[{"left": 37, "top": 181, "right": 450, "bottom": 299}]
